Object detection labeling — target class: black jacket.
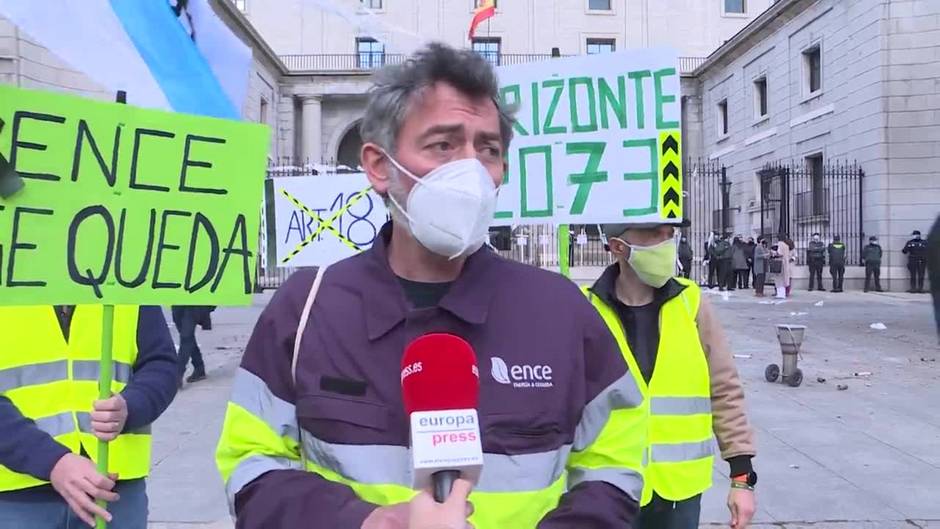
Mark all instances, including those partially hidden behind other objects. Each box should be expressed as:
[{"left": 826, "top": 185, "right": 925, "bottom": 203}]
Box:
[
  {"left": 863, "top": 243, "right": 883, "bottom": 264},
  {"left": 678, "top": 242, "right": 693, "bottom": 261},
  {"left": 828, "top": 242, "right": 847, "bottom": 267},
  {"left": 807, "top": 241, "right": 826, "bottom": 263},
  {"left": 903, "top": 238, "right": 928, "bottom": 262}
]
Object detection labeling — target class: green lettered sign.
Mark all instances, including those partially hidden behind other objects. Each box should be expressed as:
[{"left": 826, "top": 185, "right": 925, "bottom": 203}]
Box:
[
  {"left": 495, "top": 48, "right": 683, "bottom": 226},
  {"left": 0, "top": 85, "right": 270, "bottom": 306}
]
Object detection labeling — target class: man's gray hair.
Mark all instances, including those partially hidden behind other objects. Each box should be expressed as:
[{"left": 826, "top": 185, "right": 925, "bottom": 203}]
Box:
[{"left": 360, "top": 42, "right": 514, "bottom": 153}]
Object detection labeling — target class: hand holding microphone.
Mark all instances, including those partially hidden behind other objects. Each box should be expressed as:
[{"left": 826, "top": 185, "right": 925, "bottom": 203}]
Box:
[
  {"left": 408, "top": 478, "right": 475, "bottom": 529},
  {"left": 363, "top": 334, "right": 482, "bottom": 529}
]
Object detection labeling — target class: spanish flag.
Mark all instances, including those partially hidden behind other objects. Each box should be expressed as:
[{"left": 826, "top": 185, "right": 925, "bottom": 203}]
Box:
[{"left": 468, "top": 0, "right": 496, "bottom": 40}]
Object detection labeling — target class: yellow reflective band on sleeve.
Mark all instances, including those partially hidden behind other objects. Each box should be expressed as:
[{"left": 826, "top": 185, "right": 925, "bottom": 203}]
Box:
[
  {"left": 573, "top": 372, "right": 644, "bottom": 451},
  {"left": 568, "top": 466, "right": 643, "bottom": 501},
  {"left": 567, "top": 405, "right": 647, "bottom": 495},
  {"left": 216, "top": 401, "right": 303, "bottom": 508},
  {"left": 229, "top": 368, "right": 299, "bottom": 439},
  {"left": 225, "top": 455, "right": 302, "bottom": 513}
]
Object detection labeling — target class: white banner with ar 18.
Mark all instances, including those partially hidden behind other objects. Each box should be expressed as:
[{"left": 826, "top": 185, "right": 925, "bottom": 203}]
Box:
[
  {"left": 272, "top": 174, "right": 389, "bottom": 268},
  {"left": 494, "top": 48, "right": 683, "bottom": 226}
]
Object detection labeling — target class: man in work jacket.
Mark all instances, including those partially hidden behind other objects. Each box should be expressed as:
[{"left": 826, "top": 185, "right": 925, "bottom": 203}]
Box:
[
  {"left": 0, "top": 305, "right": 178, "bottom": 528},
  {"left": 586, "top": 223, "right": 757, "bottom": 529},
  {"left": 215, "top": 42, "right": 648, "bottom": 529}
]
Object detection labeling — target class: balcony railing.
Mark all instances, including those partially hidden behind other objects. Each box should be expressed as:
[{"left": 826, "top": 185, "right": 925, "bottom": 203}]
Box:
[{"left": 280, "top": 53, "right": 707, "bottom": 74}]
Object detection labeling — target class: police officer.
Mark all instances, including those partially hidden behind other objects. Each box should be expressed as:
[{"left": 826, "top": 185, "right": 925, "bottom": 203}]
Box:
[
  {"left": 902, "top": 230, "right": 928, "bottom": 293},
  {"left": 678, "top": 235, "right": 694, "bottom": 279},
  {"left": 807, "top": 233, "right": 827, "bottom": 291},
  {"left": 827, "top": 235, "right": 847, "bottom": 293},
  {"left": 863, "top": 236, "right": 884, "bottom": 292}
]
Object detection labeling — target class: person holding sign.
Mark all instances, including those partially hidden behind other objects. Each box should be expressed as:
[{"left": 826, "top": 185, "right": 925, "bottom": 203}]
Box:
[
  {"left": 0, "top": 305, "right": 178, "bottom": 528},
  {"left": 216, "top": 43, "right": 647, "bottom": 529},
  {"left": 583, "top": 223, "right": 757, "bottom": 529}
]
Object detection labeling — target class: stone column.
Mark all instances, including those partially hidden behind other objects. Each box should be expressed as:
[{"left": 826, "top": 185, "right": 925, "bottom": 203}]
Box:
[{"left": 299, "top": 95, "right": 322, "bottom": 164}]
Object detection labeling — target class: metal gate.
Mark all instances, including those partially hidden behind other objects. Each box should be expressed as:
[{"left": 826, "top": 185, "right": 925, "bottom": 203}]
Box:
[
  {"left": 758, "top": 160, "right": 864, "bottom": 265},
  {"left": 685, "top": 158, "right": 727, "bottom": 283}
]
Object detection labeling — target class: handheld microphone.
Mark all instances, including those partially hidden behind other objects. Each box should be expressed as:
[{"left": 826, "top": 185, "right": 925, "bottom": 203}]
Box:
[{"left": 401, "top": 333, "right": 482, "bottom": 503}]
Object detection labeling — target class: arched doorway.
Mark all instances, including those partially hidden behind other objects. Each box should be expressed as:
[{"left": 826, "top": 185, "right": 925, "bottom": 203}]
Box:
[{"left": 336, "top": 121, "right": 363, "bottom": 169}]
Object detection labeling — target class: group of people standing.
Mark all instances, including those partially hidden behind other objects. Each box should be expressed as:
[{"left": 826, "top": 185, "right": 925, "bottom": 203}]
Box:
[
  {"left": 695, "top": 233, "right": 770, "bottom": 293},
  {"left": 687, "top": 229, "right": 931, "bottom": 296}
]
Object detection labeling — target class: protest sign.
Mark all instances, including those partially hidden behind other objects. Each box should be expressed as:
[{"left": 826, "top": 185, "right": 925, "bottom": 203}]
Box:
[
  {"left": 495, "top": 49, "right": 683, "bottom": 226},
  {"left": 0, "top": 85, "right": 270, "bottom": 306},
  {"left": 272, "top": 174, "right": 389, "bottom": 267}
]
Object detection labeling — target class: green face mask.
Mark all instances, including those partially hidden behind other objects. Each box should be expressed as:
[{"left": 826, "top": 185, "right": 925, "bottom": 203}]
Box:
[{"left": 614, "top": 237, "right": 677, "bottom": 288}]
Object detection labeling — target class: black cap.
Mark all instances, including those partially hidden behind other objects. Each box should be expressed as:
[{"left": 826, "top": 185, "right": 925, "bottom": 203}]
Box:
[{"left": 913, "top": 230, "right": 921, "bottom": 236}]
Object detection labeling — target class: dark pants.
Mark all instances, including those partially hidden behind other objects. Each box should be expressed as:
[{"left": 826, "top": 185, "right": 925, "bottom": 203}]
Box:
[
  {"left": 910, "top": 260, "right": 927, "bottom": 292},
  {"left": 735, "top": 269, "right": 749, "bottom": 289},
  {"left": 636, "top": 493, "right": 702, "bottom": 529},
  {"left": 172, "top": 306, "right": 204, "bottom": 377},
  {"left": 707, "top": 260, "right": 717, "bottom": 287},
  {"left": 865, "top": 262, "right": 883, "bottom": 291},
  {"left": 718, "top": 260, "right": 733, "bottom": 290},
  {"left": 679, "top": 259, "right": 692, "bottom": 279},
  {"left": 808, "top": 261, "right": 825, "bottom": 290},
  {"left": 0, "top": 479, "right": 148, "bottom": 529},
  {"left": 830, "top": 264, "right": 845, "bottom": 291},
  {"left": 755, "top": 273, "right": 766, "bottom": 294}
]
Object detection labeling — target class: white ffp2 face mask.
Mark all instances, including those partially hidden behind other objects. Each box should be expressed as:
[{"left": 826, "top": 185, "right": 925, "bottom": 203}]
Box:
[{"left": 385, "top": 155, "right": 497, "bottom": 260}]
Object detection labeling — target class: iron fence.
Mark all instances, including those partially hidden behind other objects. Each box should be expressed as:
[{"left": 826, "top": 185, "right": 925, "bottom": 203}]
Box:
[
  {"left": 279, "top": 53, "right": 406, "bottom": 71},
  {"left": 678, "top": 56, "right": 707, "bottom": 74},
  {"left": 684, "top": 158, "right": 727, "bottom": 284},
  {"left": 758, "top": 160, "right": 864, "bottom": 265}
]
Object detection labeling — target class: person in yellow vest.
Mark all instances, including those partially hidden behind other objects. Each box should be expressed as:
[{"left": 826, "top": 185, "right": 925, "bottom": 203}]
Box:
[
  {"left": 588, "top": 223, "right": 758, "bottom": 529},
  {"left": 0, "top": 305, "right": 178, "bottom": 528}
]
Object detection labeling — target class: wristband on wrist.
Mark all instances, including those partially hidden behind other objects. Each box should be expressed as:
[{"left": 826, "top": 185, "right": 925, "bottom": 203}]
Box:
[{"left": 731, "top": 481, "right": 754, "bottom": 491}]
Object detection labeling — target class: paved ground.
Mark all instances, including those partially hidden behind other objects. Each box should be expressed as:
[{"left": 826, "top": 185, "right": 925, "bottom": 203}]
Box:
[{"left": 147, "top": 279, "right": 939, "bottom": 529}]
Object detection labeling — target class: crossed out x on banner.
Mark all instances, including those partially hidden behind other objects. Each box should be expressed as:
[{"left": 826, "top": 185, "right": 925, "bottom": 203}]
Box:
[{"left": 278, "top": 187, "right": 372, "bottom": 264}]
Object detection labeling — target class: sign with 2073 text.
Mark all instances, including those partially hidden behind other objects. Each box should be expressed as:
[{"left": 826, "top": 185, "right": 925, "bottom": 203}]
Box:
[{"left": 495, "top": 48, "right": 683, "bottom": 226}]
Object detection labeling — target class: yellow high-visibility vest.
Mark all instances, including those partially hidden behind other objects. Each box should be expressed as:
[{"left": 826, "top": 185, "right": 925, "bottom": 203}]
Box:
[
  {"left": 585, "top": 277, "right": 714, "bottom": 504},
  {"left": 0, "top": 305, "right": 152, "bottom": 492}
]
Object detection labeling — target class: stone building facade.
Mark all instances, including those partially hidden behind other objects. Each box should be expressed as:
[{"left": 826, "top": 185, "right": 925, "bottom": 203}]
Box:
[{"left": 681, "top": 0, "right": 939, "bottom": 289}]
